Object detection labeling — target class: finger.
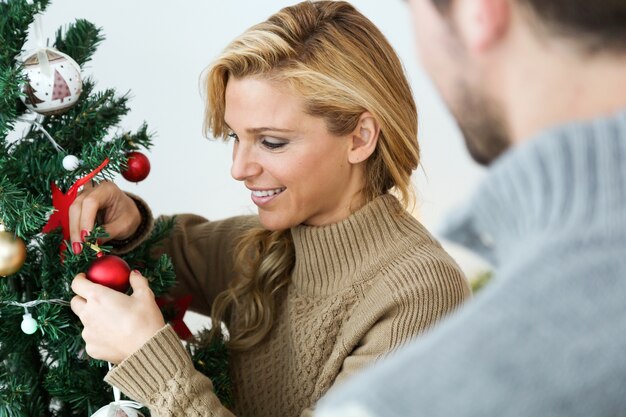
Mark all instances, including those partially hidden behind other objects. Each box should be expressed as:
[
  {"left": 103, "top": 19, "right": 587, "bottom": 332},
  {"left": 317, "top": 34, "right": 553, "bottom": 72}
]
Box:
[
  {"left": 70, "top": 295, "right": 87, "bottom": 317},
  {"left": 69, "top": 182, "right": 102, "bottom": 249},
  {"left": 69, "top": 192, "right": 87, "bottom": 248},
  {"left": 70, "top": 183, "right": 113, "bottom": 246},
  {"left": 71, "top": 273, "right": 97, "bottom": 298},
  {"left": 78, "top": 194, "right": 101, "bottom": 240},
  {"left": 130, "top": 270, "right": 153, "bottom": 299},
  {"left": 83, "top": 182, "right": 123, "bottom": 242}
]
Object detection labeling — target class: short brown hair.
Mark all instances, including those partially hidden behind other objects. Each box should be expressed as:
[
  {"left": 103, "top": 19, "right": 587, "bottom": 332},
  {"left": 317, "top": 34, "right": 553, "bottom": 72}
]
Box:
[{"left": 432, "top": 0, "right": 626, "bottom": 53}]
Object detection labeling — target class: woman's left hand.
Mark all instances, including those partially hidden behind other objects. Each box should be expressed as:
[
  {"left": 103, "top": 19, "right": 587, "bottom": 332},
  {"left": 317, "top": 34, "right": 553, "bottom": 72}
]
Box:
[{"left": 70, "top": 270, "right": 166, "bottom": 364}]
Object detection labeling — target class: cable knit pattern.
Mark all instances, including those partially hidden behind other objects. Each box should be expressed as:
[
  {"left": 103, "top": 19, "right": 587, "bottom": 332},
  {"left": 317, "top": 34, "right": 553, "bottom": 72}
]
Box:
[{"left": 105, "top": 194, "right": 471, "bottom": 416}]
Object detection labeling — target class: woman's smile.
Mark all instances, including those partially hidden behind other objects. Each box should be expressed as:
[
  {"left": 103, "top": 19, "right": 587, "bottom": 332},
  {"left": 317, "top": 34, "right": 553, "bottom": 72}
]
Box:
[{"left": 249, "top": 187, "right": 286, "bottom": 206}]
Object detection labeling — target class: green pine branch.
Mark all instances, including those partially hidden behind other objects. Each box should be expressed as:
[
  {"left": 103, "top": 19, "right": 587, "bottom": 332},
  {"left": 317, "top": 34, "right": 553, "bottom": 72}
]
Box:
[
  {"left": 54, "top": 19, "right": 104, "bottom": 67},
  {"left": 43, "top": 81, "right": 132, "bottom": 152},
  {"left": 0, "top": 174, "right": 50, "bottom": 238},
  {"left": 114, "top": 122, "right": 155, "bottom": 151},
  {"left": 0, "top": 66, "right": 26, "bottom": 140},
  {"left": 44, "top": 360, "right": 110, "bottom": 416},
  {"left": 0, "top": 0, "right": 51, "bottom": 67},
  {"left": 0, "top": 369, "right": 30, "bottom": 417}
]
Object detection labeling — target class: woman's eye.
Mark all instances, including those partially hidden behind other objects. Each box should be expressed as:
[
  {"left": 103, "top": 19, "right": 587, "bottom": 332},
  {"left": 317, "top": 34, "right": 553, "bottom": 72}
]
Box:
[
  {"left": 262, "top": 138, "right": 287, "bottom": 150},
  {"left": 227, "top": 132, "right": 239, "bottom": 141}
]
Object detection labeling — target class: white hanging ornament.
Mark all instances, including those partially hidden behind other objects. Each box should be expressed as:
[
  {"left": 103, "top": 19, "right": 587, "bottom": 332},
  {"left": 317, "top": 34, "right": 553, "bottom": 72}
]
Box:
[
  {"left": 91, "top": 369, "right": 145, "bottom": 417},
  {"left": 62, "top": 154, "right": 81, "bottom": 171},
  {"left": 19, "top": 47, "right": 83, "bottom": 115},
  {"left": 90, "top": 402, "right": 145, "bottom": 417},
  {"left": 91, "top": 362, "right": 144, "bottom": 417},
  {"left": 21, "top": 312, "right": 38, "bottom": 334}
]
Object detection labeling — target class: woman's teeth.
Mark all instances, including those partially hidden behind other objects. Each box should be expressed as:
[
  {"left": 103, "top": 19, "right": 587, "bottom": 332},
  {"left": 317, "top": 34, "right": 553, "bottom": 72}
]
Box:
[{"left": 252, "top": 188, "right": 285, "bottom": 197}]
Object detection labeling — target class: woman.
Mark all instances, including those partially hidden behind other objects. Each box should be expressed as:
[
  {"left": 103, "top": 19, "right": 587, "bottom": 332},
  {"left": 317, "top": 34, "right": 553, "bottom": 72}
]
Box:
[{"left": 69, "top": 1, "right": 471, "bottom": 416}]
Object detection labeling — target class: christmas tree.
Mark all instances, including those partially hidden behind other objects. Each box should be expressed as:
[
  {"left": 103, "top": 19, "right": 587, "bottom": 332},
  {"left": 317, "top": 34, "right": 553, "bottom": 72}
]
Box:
[{"left": 0, "top": 1, "right": 230, "bottom": 415}]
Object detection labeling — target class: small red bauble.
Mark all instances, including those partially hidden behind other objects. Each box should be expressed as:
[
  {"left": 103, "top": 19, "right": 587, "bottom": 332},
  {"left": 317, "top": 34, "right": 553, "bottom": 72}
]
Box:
[
  {"left": 122, "top": 151, "right": 151, "bottom": 182},
  {"left": 86, "top": 254, "right": 131, "bottom": 292}
]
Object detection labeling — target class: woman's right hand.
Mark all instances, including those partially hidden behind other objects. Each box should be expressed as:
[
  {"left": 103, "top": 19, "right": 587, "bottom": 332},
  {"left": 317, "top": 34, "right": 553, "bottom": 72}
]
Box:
[{"left": 69, "top": 181, "right": 141, "bottom": 254}]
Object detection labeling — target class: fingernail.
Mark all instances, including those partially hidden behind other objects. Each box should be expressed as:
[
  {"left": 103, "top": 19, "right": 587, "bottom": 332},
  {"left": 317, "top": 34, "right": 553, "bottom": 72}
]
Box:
[
  {"left": 132, "top": 269, "right": 141, "bottom": 274},
  {"left": 81, "top": 229, "right": 89, "bottom": 242},
  {"left": 72, "top": 242, "right": 82, "bottom": 255}
]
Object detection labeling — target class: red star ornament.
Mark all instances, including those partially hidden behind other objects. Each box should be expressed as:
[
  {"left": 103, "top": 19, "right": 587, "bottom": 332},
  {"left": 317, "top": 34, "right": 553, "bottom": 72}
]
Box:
[
  {"left": 42, "top": 158, "right": 110, "bottom": 242},
  {"left": 156, "top": 295, "right": 193, "bottom": 340}
]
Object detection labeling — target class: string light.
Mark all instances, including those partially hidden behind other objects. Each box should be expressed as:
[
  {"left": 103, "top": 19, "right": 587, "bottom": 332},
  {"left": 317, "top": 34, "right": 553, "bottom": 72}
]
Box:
[{"left": 1, "top": 299, "right": 71, "bottom": 334}]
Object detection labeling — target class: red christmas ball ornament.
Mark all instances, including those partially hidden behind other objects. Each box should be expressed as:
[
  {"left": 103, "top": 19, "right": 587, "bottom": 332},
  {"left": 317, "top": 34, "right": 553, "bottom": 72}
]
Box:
[
  {"left": 122, "top": 151, "right": 151, "bottom": 182},
  {"left": 86, "top": 254, "right": 131, "bottom": 292}
]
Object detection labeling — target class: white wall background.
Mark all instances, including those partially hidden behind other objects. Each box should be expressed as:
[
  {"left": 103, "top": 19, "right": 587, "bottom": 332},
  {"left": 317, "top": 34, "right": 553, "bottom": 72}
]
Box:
[{"left": 31, "top": 1, "right": 490, "bottom": 325}]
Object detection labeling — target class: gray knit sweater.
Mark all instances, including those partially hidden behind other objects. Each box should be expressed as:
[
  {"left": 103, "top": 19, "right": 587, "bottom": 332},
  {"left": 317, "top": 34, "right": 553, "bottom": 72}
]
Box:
[{"left": 315, "top": 110, "right": 626, "bottom": 417}]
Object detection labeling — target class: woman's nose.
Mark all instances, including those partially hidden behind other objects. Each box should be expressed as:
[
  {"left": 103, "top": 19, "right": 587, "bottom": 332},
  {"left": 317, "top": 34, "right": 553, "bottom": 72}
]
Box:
[{"left": 231, "top": 142, "right": 262, "bottom": 181}]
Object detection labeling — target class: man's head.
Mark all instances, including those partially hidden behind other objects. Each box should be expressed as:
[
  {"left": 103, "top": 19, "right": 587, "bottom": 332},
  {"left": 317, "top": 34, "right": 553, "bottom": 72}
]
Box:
[{"left": 408, "top": 0, "right": 626, "bottom": 165}]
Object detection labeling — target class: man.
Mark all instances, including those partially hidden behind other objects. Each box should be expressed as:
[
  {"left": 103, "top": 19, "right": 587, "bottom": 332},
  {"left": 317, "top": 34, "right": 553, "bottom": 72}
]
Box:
[{"left": 315, "top": 0, "right": 626, "bottom": 415}]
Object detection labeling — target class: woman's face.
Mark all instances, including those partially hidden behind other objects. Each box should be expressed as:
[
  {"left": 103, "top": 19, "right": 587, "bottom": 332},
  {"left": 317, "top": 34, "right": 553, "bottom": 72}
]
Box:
[{"left": 224, "top": 76, "right": 366, "bottom": 231}]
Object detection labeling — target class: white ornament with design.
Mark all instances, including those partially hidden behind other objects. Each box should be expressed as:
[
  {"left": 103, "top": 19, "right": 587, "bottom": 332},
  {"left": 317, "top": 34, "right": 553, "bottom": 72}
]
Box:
[{"left": 20, "top": 47, "right": 83, "bottom": 115}]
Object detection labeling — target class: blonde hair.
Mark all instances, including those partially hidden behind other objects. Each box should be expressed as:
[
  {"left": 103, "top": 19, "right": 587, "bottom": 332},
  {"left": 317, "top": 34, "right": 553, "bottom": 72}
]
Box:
[{"left": 205, "top": 0, "right": 419, "bottom": 350}]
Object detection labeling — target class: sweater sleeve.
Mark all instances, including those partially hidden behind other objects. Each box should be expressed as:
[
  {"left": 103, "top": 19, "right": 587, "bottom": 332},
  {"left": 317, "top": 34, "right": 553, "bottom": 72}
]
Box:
[
  {"left": 153, "top": 213, "right": 260, "bottom": 317},
  {"left": 331, "top": 255, "right": 470, "bottom": 388},
  {"left": 105, "top": 325, "right": 235, "bottom": 417},
  {"left": 106, "top": 325, "right": 320, "bottom": 417}
]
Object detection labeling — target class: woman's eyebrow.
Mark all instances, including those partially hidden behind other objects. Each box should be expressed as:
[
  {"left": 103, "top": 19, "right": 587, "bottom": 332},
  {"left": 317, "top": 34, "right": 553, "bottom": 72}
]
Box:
[
  {"left": 224, "top": 120, "right": 295, "bottom": 134},
  {"left": 245, "top": 127, "right": 295, "bottom": 134}
]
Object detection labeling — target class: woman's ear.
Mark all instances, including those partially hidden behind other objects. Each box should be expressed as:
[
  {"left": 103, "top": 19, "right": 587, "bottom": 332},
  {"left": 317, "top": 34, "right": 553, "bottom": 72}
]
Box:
[{"left": 348, "top": 112, "right": 380, "bottom": 164}]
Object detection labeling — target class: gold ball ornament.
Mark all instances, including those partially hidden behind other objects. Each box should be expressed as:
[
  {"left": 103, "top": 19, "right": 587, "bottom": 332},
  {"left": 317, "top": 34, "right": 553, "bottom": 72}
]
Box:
[{"left": 0, "top": 229, "right": 27, "bottom": 277}]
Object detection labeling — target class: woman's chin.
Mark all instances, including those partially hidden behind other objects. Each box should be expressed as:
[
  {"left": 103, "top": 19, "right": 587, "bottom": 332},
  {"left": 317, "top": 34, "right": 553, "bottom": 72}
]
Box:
[{"left": 258, "top": 213, "right": 296, "bottom": 232}]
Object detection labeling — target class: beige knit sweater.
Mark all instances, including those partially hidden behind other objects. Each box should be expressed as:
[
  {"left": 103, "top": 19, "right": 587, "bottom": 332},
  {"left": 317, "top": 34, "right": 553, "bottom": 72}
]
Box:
[{"left": 105, "top": 195, "right": 471, "bottom": 416}]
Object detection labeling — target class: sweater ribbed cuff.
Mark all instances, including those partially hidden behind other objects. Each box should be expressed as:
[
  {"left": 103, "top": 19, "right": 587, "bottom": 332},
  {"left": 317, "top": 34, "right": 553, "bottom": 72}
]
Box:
[{"left": 104, "top": 325, "right": 204, "bottom": 404}]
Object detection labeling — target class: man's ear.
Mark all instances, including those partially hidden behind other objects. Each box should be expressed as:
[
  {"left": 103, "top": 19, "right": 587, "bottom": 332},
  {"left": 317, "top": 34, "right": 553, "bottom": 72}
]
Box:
[
  {"left": 452, "top": 0, "right": 510, "bottom": 52},
  {"left": 348, "top": 112, "right": 380, "bottom": 164}
]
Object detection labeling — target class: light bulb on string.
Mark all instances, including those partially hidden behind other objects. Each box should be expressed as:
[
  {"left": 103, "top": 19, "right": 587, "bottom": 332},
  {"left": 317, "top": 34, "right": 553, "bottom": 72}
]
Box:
[
  {"left": 21, "top": 310, "right": 38, "bottom": 334},
  {"left": 1, "top": 299, "right": 70, "bottom": 335}
]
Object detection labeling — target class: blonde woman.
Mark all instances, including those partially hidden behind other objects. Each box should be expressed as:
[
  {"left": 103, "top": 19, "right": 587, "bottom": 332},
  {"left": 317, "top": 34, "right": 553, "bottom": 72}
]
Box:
[{"left": 69, "top": 1, "right": 471, "bottom": 416}]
